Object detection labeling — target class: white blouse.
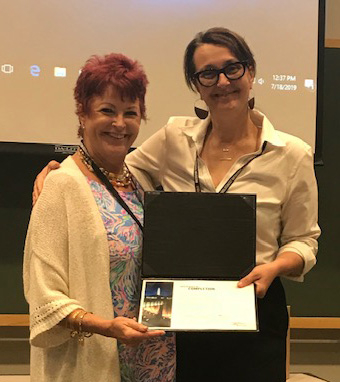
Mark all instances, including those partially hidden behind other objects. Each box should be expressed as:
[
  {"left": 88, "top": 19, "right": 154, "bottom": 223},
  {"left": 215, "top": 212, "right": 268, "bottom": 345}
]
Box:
[{"left": 126, "top": 110, "right": 320, "bottom": 281}]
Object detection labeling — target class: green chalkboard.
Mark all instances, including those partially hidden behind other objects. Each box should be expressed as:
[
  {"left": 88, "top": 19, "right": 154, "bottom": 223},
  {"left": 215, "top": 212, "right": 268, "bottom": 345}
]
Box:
[
  {"left": 283, "top": 47, "right": 340, "bottom": 316},
  {"left": 0, "top": 48, "right": 339, "bottom": 317},
  {"left": 0, "top": 144, "right": 74, "bottom": 314}
]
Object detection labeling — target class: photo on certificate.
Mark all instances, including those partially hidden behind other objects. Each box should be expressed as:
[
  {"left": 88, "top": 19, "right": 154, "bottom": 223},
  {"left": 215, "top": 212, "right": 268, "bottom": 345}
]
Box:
[
  {"left": 139, "top": 279, "right": 258, "bottom": 332},
  {"left": 140, "top": 281, "right": 174, "bottom": 328}
]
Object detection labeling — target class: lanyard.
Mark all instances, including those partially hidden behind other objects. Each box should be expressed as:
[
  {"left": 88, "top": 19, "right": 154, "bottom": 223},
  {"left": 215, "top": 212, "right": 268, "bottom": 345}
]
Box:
[
  {"left": 194, "top": 141, "right": 267, "bottom": 193},
  {"left": 80, "top": 142, "right": 144, "bottom": 233},
  {"left": 91, "top": 161, "right": 144, "bottom": 233}
]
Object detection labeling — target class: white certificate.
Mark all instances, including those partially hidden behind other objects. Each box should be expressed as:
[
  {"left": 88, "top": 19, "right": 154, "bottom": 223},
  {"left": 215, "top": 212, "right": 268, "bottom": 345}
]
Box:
[{"left": 138, "top": 279, "right": 258, "bottom": 331}]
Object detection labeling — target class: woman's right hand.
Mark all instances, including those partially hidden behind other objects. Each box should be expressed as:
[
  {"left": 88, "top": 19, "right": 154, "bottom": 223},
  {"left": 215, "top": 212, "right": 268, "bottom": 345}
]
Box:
[
  {"left": 32, "top": 160, "right": 61, "bottom": 205},
  {"left": 66, "top": 311, "right": 165, "bottom": 346},
  {"left": 94, "top": 314, "right": 165, "bottom": 346},
  {"left": 107, "top": 316, "right": 165, "bottom": 346},
  {"left": 64, "top": 311, "right": 165, "bottom": 346}
]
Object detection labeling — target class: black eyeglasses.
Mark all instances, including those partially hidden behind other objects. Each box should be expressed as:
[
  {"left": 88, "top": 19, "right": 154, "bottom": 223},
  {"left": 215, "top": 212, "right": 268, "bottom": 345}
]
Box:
[{"left": 193, "top": 61, "right": 248, "bottom": 87}]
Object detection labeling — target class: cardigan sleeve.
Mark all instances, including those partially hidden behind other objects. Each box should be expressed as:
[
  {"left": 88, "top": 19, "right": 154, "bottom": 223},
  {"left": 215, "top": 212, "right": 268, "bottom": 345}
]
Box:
[{"left": 23, "top": 171, "right": 84, "bottom": 348}]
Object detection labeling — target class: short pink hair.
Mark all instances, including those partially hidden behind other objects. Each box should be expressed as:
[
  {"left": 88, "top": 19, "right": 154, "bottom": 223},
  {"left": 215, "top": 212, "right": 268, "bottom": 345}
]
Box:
[{"left": 74, "top": 53, "right": 148, "bottom": 136}]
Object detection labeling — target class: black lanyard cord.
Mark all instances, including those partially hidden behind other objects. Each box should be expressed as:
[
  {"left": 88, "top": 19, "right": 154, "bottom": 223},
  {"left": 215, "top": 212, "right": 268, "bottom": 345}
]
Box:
[
  {"left": 194, "top": 141, "right": 267, "bottom": 193},
  {"left": 91, "top": 160, "right": 144, "bottom": 233},
  {"left": 79, "top": 141, "right": 144, "bottom": 233}
]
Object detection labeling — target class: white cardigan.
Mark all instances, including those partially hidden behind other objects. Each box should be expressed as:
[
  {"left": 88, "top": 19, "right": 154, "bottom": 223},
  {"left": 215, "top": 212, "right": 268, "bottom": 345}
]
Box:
[{"left": 23, "top": 156, "right": 120, "bottom": 382}]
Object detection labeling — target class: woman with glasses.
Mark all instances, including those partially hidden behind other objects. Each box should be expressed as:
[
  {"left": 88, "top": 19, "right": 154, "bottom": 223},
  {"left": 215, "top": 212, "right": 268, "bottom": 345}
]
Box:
[
  {"left": 127, "top": 27, "right": 319, "bottom": 382},
  {"left": 33, "top": 27, "right": 319, "bottom": 382}
]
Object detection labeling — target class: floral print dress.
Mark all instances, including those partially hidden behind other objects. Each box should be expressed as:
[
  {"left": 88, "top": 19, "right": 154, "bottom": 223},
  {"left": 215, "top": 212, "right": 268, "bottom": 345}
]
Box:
[{"left": 87, "top": 178, "right": 176, "bottom": 382}]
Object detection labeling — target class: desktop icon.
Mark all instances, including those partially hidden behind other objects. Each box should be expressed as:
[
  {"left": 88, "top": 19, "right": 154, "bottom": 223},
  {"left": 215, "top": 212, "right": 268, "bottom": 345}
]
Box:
[
  {"left": 54, "top": 67, "right": 67, "bottom": 77},
  {"left": 304, "top": 79, "right": 314, "bottom": 91},
  {"left": 1, "top": 64, "right": 14, "bottom": 74},
  {"left": 30, "top": 65, "right": 41, "bottom": 77}
]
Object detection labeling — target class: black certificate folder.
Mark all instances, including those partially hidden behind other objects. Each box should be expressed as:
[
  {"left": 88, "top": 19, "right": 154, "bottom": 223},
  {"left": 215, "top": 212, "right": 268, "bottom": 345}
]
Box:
[{"left": 138, "top": 192, "right": 258, "bottom": 332}]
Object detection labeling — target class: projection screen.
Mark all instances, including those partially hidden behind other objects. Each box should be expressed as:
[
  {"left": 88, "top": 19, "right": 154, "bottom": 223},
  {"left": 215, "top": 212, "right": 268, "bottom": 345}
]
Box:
[{"left": 0, "top": 0, "right": 323, "bottom": 152}]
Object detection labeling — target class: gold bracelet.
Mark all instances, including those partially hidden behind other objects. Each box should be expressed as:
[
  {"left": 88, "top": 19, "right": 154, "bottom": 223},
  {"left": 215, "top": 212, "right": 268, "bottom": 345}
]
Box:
[
  {"left": 67, "top": 309, "right": 84, "bottom": 330},
  {"left": 70, "top": 310, "right": 93, "bottom": 345},
  {"left": 77, "top": 311, "right": 87, "bottom": 345}
]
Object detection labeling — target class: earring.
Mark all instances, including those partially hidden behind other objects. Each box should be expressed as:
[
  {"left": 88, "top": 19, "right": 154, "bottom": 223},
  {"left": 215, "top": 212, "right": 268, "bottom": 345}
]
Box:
[
  {"left": 248, "top": 89, "right": 255, "bottom": 110},
  {"left": 194, "top": 99, "right": 209, "bottom": 120},
  {"left": 81, "top": 122, "right": 85, "bottom": 130}
]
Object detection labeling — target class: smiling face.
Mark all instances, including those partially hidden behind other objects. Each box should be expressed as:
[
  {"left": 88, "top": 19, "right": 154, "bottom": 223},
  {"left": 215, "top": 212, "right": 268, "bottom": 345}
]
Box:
[
  {"left": 193, "top": 44, "right": 254, "bottom": 115},
  {"left": 80, "top": 86, "right": 141, "bottom": 172}
]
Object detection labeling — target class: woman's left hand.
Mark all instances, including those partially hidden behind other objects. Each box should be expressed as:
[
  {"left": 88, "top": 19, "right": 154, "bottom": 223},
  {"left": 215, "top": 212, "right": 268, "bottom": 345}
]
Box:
[
  {"left": 237, "top": 262, "right": 279, "bottom": 298},
  {"left": 237, "top": 251, "right": 304, "bottom": 298}
]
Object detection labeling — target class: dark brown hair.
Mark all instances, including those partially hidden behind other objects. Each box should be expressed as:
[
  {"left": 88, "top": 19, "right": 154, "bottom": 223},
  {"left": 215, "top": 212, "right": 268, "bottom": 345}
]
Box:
[{"left": 184, "top": 27, "right": 256, "bottom": 91}]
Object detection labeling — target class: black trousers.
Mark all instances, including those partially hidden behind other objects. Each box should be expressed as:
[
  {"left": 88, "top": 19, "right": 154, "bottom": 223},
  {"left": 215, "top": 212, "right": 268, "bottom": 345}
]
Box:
[{"left": 176, "top": 278, "right": 288, "bottom": 382}]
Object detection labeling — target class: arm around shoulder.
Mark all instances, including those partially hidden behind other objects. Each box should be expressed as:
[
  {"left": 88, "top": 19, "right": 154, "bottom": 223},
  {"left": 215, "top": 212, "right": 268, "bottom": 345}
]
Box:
[{"left": 126, "top": 126, "right": 167, "bottom": 190}]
